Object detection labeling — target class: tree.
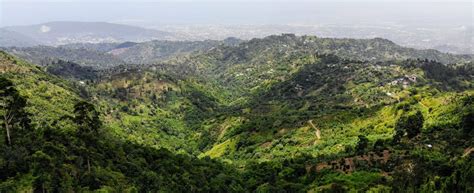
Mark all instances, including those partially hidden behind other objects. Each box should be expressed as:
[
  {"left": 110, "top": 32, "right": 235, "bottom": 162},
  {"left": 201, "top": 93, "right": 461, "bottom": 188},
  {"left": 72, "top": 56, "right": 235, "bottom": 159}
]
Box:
[
  {"left": 460, "top": 96, "right": 473, "bottom": 135},
  {"left": 405, "top": 111, "right": 424, "bottom": 138},
  {"left": 72, "top": 101, "right": 102, "bottom": 172},
  {"left": 461, "top": 109, "right": 473, "bottom": 135},
  {"left": 73, "top": 101, "right": 102, "bottom": 135},
  {"left": 31, "top": 150, "right": 54, "bottom": 193},
  {"left": 0, "top": 77, "right": 30, "bottom": 145},
  {"left": 356, "top": 135, "right": 369, "bottom": 154},
  {"left": 394, "top": 110, "right": 424, "bottom": 142}
]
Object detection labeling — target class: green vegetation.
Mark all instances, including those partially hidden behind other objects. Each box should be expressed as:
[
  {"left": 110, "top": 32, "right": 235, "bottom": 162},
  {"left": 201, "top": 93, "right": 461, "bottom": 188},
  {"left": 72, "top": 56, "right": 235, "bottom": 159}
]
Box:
[{"left": 0, "top": 34, "right": 473, "bottom": 192}]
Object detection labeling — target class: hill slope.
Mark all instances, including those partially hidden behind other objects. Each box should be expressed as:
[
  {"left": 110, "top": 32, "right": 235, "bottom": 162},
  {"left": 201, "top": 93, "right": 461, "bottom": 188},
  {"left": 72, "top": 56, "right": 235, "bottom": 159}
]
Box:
[
  {"left": 4, "top": 46, "right": 126, "bottom": 68},
  {"left": 0, "top": 34, "right": 473, "bottom": 192},
  {"left": 0, "top": 51, "right": 246, "bottom": 192}
]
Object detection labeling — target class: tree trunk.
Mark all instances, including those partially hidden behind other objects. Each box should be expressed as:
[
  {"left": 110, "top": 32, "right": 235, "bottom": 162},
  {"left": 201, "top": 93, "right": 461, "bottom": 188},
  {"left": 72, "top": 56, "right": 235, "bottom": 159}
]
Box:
[
  {"left": 5, "top": 122, "right": 11, "bottom": 145},
  {"left": 87, "top": 157, "right": 91, "bottom": 172},
  {"left": 3, "top": 113, "right": 12, "bottom": 145}
]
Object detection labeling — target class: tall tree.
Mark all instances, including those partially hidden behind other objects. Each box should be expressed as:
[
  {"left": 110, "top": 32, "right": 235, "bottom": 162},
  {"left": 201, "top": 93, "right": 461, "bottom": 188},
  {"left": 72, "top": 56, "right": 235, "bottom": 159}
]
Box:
[
  {"left": 0, "top": 77, "right": 29, "bottom": 145},
  {"left": 72, "top": 101, "right": 102, "bottom": 173},
  {"left": 73, "top": 101, "right": 101, "bottom": 135}
]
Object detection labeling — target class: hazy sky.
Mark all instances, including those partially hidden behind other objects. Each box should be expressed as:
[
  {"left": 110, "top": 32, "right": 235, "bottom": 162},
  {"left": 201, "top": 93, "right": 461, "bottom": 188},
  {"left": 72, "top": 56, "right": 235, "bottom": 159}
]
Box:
[{"left": 0, "top": 0, "right": 472, "bottom": 28}]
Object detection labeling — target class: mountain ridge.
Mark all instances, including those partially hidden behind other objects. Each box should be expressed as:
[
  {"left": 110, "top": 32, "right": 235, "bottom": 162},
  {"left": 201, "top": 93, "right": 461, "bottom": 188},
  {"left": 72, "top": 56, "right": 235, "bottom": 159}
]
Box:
[
  {"left": 1, "top": 21, "right": 176, "bottom": 46},
  {"left": 2, "top": 34, "right": 471, "bottom": 71}
]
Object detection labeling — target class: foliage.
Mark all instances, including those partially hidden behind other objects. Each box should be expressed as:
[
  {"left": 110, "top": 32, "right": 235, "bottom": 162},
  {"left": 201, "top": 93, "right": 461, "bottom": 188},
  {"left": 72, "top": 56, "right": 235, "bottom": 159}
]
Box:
[
  {"left": 0, "top": 76, "right": 30, "bottom": 146},
  {"left": 0, "top": 34, "right": 473, "bottom": 192},
  {"left": 394, "top": 110, "right": 424, "bottom": 142}
]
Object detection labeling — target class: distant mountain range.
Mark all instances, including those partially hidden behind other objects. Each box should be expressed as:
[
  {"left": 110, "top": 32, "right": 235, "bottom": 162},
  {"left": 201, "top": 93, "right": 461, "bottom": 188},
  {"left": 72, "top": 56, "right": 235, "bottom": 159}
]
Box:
[
  {"left": 1, "top": 37, "right": 243, "bottom": 68},
  {"left": 0, "top": 29, "right": 40, "bottom": 47},
  {"left": 0, "top": 21, "right": 176, "bottom": 46},
  {"left": 2, "top": 35, "right": 470, "bottom": 70},
  {"left": 1, "top": 21, "right": 472, "bottom": 55}
]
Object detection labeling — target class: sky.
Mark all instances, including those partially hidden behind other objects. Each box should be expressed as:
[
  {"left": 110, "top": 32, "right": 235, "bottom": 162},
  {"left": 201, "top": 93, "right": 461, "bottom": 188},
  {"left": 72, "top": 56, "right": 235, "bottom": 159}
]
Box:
[{"left": 0, "top": 0, "right": 472, "bottom": 28}]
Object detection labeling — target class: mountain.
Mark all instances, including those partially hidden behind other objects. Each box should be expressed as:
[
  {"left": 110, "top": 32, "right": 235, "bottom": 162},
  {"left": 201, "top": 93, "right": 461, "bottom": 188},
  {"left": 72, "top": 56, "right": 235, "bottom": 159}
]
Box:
[
  {"left": 4, "top": 46, "right": 126, "bottom": 68},
  {"left": 1, "top": 39, "right": 232, "bottom": 68},
  {"left": 107, "top": 40, "right": 225, "bottom": 64},
  {"left": 0, "top": 34, "right": 473, "bottom": 192},
  {"left": 0, "top": 29, "right": 40, "bottom": 47},
  {"left": 59, "top": 42, "right": 123, "bottom": 52},
  {"left": 3, "top": 35, "right": 470, "bottom": 71},
  {"left": 2, "top": 21, "right": 176, "bottom": 46},
  {"left": 162, "top": 24, "right": 474, "bottom": 54},
  {"left": 160, "top": 35, "right": 471, "bottom": 103},
  {"left": 98, "top": 35, "right": 473, "bottom": 192}
]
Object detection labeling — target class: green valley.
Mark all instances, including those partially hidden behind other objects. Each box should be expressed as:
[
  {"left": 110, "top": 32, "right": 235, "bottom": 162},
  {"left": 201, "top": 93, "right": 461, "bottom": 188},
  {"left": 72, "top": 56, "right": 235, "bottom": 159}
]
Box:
[{"left": 0, "top": 34, "right": 473, "bottom": 192}]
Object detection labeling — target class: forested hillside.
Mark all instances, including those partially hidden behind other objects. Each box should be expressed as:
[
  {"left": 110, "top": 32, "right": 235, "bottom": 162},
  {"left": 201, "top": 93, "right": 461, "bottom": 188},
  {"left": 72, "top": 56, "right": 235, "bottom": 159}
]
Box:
[
  {"left": 4, "top": 46, "right": 126, "bottom": 68},
  {"left": 0, "top": 34, "right": 473, "bottom": 192},
  {"left": 1, "top": 39, "right": 231, "bottom": 69},
  {"left": 2, "top": 35, "right": 471, "bottom": 70}
]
